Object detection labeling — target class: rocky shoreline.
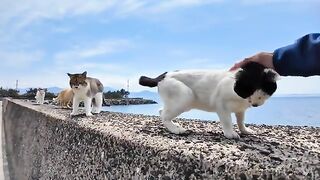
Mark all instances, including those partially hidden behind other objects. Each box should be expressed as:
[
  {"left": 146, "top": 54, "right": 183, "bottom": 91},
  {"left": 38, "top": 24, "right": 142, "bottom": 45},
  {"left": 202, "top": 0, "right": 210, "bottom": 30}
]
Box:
[
  {"left": 104, "top": 98, "right": 157, "bottom": 106},
  {"left": 16, "top": 97, "right": 157, "bottom": 106}
]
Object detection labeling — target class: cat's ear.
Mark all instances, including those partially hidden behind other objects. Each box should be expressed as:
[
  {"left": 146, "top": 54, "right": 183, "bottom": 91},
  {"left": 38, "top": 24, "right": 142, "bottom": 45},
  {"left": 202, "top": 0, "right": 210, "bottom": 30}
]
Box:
[
  {"left": 82, "top": 71, "right": 87, "bottom": 77},
  {"left": 67, "top": 73, "right": 72, "bottom": 77}
]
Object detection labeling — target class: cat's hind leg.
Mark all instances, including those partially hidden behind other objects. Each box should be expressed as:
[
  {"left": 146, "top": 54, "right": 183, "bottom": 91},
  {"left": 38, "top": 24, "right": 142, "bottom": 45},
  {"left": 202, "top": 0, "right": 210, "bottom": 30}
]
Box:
[
  {"left": 158, "top": 78, "right": 193, "bottom": 134},
  {"left": 92, "top": 92, "right": 103, "bottom": 114}
]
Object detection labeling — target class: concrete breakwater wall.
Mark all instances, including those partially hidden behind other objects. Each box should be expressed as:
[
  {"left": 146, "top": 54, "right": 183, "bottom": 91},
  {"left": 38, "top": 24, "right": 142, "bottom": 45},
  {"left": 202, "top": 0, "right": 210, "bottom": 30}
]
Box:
[{"left": 2, "top": 99, "right": 320, "bottom": 179}]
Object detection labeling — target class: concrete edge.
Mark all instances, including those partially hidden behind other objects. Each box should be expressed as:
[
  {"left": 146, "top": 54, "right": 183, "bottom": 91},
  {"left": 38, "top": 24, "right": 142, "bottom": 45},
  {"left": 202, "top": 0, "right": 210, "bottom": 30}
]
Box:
[
  {"left": 2, "top": 98, "right": 320, "bottom": 179},
  {"left": 1, "top": 99, "right": 10, "bottom": 180}
]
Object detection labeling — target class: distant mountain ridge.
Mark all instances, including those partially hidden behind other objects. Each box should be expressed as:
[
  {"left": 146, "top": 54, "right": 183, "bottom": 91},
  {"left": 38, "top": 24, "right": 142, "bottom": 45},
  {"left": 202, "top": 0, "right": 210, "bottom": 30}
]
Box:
[
  {"left": 129, "top": 90, "right": 160, "bottom": 102},
  {"left": 18, "top": 87, "right": 63, "bottom": 95},
  {"left": 18, "top": 87, "right": 320, "bottom": 103},
  {"left": 17, "top": 87, "right": 158, "bottom": 99},
  {"left": 273, "top": 94, "right": 320, "bottom": 98},
  {"left": 18, "top": 86, "right": 320, "bottom": 100}
]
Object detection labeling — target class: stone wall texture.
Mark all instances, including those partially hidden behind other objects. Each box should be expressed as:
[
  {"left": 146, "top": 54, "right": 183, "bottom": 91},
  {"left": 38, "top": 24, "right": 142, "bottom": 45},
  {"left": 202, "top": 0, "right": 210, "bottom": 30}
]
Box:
[{"left": 2, "top": 99, "right": 320, "bottom": 180}]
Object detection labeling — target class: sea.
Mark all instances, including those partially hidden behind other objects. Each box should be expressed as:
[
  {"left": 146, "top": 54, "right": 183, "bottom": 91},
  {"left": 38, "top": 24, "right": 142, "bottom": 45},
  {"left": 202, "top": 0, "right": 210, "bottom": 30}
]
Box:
[{"left": 102, "top": 96, "right": 320, "bottom": 127}]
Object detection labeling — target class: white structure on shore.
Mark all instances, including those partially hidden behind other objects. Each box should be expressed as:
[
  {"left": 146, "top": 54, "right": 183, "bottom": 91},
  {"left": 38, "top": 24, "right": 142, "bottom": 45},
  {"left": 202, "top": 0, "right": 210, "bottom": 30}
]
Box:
[{"left": 125, "top": 80, "right": 129, "bottom": 105}]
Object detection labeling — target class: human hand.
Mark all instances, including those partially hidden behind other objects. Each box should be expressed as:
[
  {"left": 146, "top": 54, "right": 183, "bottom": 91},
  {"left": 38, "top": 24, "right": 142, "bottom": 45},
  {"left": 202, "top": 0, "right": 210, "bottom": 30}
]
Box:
[{"left": 229, "top": 52, "right": 275, "bottom": 71}]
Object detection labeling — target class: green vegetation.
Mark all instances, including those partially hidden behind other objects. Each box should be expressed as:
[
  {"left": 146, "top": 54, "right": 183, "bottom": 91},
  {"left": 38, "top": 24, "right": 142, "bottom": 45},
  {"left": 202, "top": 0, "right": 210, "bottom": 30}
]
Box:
[
  {"left": 0, "top": 87, "right": 56, "bottom": 99},
  {"left": 0, "top": 87, "right": 19, "bottom": 98},
  {"left": 103, "top": 89, "right": 129, "bottom": 99},
  {"left": 1, "top": 87, "right": 130, "bottom": 100}
]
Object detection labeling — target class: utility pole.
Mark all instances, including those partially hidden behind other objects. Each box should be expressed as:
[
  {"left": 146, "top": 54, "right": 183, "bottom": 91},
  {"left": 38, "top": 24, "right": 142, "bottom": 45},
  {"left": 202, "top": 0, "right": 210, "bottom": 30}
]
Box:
[
  {"left": 15, "top": 80, "right": 18, "bottom": 91},
  {"left": 127, "top": 79, "right": 129, "bottom": 94}
]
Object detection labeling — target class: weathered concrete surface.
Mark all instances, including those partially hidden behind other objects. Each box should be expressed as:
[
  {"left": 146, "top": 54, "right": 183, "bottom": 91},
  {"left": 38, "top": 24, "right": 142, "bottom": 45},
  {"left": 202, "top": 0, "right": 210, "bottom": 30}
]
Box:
[
  {"left": 2, "top": 99, "right": 320, "bottom": 180},
  {"left": 0, "top": 101, "right": 4, "bottom": 179},
  {"left": 1, "top": 100, "right": 9, "bottom": 180},
  {"left": 0, "top": 101, "right": 3, "bottom": 179}
]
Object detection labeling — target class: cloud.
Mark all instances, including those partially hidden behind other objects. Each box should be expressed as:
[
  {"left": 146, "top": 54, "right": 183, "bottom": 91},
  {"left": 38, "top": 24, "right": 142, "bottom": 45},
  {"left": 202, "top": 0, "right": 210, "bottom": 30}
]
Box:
[
  {"left": 93, "top": 73, "right": 149, "bottom": 92},
  {"left": 0, "top": 50, "right": 44, "bottom": 68},
  {"left": 40, "top": 71, "right": 140, "bottom": 92},
  {"left": 0, "top": 0, "right": 117, "bottom": 29},
  {"left": 240, "top": 0, "right": 319, "bottom": 5},
  {"left": 0, "top": 0, "right": 226, "bottom": 29},
  {"left": 175, "top": 57, "right": 229, "bottom": 70},
  {"left": 51, "top": 27, "right": 73, "bottom": 33},
  {"left": 54, "top": 39, "right": 132, "bottom": 62},
  {"left": 0, "top": 0, "right": 316, "bottom": 30},
  {"left": 145, "top": 0, "right": 224, "bottom": 13},
  {"left": 277, "top": 76, "right": 320, "bottom": 95}
]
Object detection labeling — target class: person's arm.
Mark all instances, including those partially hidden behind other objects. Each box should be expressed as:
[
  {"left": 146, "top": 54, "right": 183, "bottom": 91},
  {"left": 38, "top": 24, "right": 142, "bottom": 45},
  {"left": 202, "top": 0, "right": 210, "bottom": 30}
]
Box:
[{"left": 273, "top": 33, "right": 320, "bottom": 76}]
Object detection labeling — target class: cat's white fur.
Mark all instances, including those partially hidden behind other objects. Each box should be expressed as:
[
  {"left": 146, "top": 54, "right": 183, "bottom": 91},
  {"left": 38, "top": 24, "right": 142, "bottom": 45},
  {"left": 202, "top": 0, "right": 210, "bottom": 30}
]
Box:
[
  {"left": 139, "top": 66, "right": 279, "bottom": 139},
  {"left": 35, "top": 89, "right": 45, "bottom": 104},
  {"left": 70, "top": 84, "right": 103, "bottom": 116},
  {"left": 68, "top": 74, "right": 104, "bottom": 117}
]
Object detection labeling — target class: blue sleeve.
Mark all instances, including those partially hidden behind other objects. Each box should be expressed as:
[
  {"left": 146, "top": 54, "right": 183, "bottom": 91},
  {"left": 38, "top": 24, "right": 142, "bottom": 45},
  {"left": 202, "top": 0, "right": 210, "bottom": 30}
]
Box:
[{"left": 273, "top": 33, "right": 320, "bottom": 76}]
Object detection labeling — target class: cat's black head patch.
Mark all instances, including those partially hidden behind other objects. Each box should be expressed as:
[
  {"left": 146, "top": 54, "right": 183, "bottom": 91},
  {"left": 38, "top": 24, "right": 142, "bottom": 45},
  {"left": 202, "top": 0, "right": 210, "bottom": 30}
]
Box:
[{"left": 234, "top": 62, "right": 278, "bottom": 99}]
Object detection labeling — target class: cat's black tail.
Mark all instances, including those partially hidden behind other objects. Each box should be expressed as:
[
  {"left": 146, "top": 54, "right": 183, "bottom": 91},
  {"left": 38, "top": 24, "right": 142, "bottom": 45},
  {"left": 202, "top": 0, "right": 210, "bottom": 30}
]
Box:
[{"left": 139, "top": 72, "right": 167, "bottom": 87}]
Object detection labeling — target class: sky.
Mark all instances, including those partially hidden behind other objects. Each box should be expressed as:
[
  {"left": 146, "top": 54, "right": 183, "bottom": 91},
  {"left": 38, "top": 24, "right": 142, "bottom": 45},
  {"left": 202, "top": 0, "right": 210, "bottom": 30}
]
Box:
[{"left": 0, "top": 0, "right": 319, "bottom": 94}]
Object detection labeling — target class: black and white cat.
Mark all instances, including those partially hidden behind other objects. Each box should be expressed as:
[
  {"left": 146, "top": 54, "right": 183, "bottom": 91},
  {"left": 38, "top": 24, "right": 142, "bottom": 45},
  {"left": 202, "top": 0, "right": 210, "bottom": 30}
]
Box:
[{"left": 67, "top": 71, "right": 104, "bottom": 116}]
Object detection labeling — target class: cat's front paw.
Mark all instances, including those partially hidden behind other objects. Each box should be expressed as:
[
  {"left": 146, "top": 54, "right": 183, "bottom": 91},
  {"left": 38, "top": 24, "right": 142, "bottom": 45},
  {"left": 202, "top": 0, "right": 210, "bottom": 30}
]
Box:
[
  {"left": 86, "top": 112, "right": 93, "bottom": 117},
  {"left": 223, "top": 130, "right": 240, "bottom": 139},
  {"left": 163, "top": 122, "right": 187, "bottom": 134},
  {"left": 91, "top": 108, "right": 101, "bottom": 114},
  {"left": 240, "top": 127, "right": 255, "bottom": 135},
  {"left": 70, "top": 112, "right": 77, "bottom": 117}
]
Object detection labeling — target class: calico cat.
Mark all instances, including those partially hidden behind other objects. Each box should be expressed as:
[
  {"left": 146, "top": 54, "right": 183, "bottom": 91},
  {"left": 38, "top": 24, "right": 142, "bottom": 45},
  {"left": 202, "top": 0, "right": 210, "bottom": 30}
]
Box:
[
  {"left": 54, "top": 88, "right": 74, "bottom": 108},
  {"left": 35, "top": 88, "right": 46, "bottom": 104},
  {"left": 67, "top": 71, "right": 104, "bottom": 116}
]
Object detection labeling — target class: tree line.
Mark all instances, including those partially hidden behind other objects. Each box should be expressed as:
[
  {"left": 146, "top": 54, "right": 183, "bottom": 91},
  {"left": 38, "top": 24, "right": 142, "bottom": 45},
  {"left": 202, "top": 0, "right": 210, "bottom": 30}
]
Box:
[
  {"left": 103, "top": 89, "right": 130, "bottom": 99},
  {"left": 0, "top": 87, "right": 55, "bottom": 99},
  {"left": 1, "top": 87, "right": 130, "bottom": 100}
]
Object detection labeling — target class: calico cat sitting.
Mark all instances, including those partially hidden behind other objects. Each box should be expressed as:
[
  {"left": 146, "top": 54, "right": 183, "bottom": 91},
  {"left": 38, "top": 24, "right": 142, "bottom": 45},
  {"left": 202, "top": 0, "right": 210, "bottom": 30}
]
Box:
[
  {"left": 67, "top": 71, "right": 104, "bottom": 116},
  {"left": 35, "top": 88, "right": 46, "bottom": 104}
]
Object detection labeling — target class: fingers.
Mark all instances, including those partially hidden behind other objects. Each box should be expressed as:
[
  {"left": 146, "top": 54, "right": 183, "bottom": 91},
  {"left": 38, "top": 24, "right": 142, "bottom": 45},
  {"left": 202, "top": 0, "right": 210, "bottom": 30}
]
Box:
[
  {"left": 229, "top": 58, "right": 251, "bottom": 71},
  {"left": 229, "top": 63, "right": 240, "bottom": 71},
  {"left": 229, "top": 52, "right": 273, "bottom": 71}
]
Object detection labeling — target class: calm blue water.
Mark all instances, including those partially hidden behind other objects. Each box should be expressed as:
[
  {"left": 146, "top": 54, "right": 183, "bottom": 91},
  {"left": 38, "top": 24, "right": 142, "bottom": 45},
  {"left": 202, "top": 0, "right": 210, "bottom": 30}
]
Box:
[{"left": 102, "top": 97, "right": 320, "bottom": 127}]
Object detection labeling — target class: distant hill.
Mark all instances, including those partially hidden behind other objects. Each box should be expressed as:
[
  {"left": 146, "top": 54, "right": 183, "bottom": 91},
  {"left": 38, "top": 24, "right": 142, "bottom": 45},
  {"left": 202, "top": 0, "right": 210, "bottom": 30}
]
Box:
[
  {"left": 48, "top": 86, "right": 116, "bottom": 94},
  {"left": 17, "top": 86, "right": 320, "bottom": 100},
  {"left": 129, "top": 90, "right": 160, "bottom": 102},
  {"left": 17, "top": 88, "right": 29, "bottom": 95},
  {"left": 18, "top": 87, "right": 63, "bottom": 95},
  {"left": 47, "top": 87, "right": 63, "bottom": 94},
  {"left": 104, "top": 87, "right": 116, "bottom": 92},
  {"left": 273, "top": 94, "right": 320, "bottom": 98},
  {"left": 19, "top": 86, "right": 132, "bottom": 96},
  {"left": 2, "top": 85, "right": 163, "bottom": 102}
]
